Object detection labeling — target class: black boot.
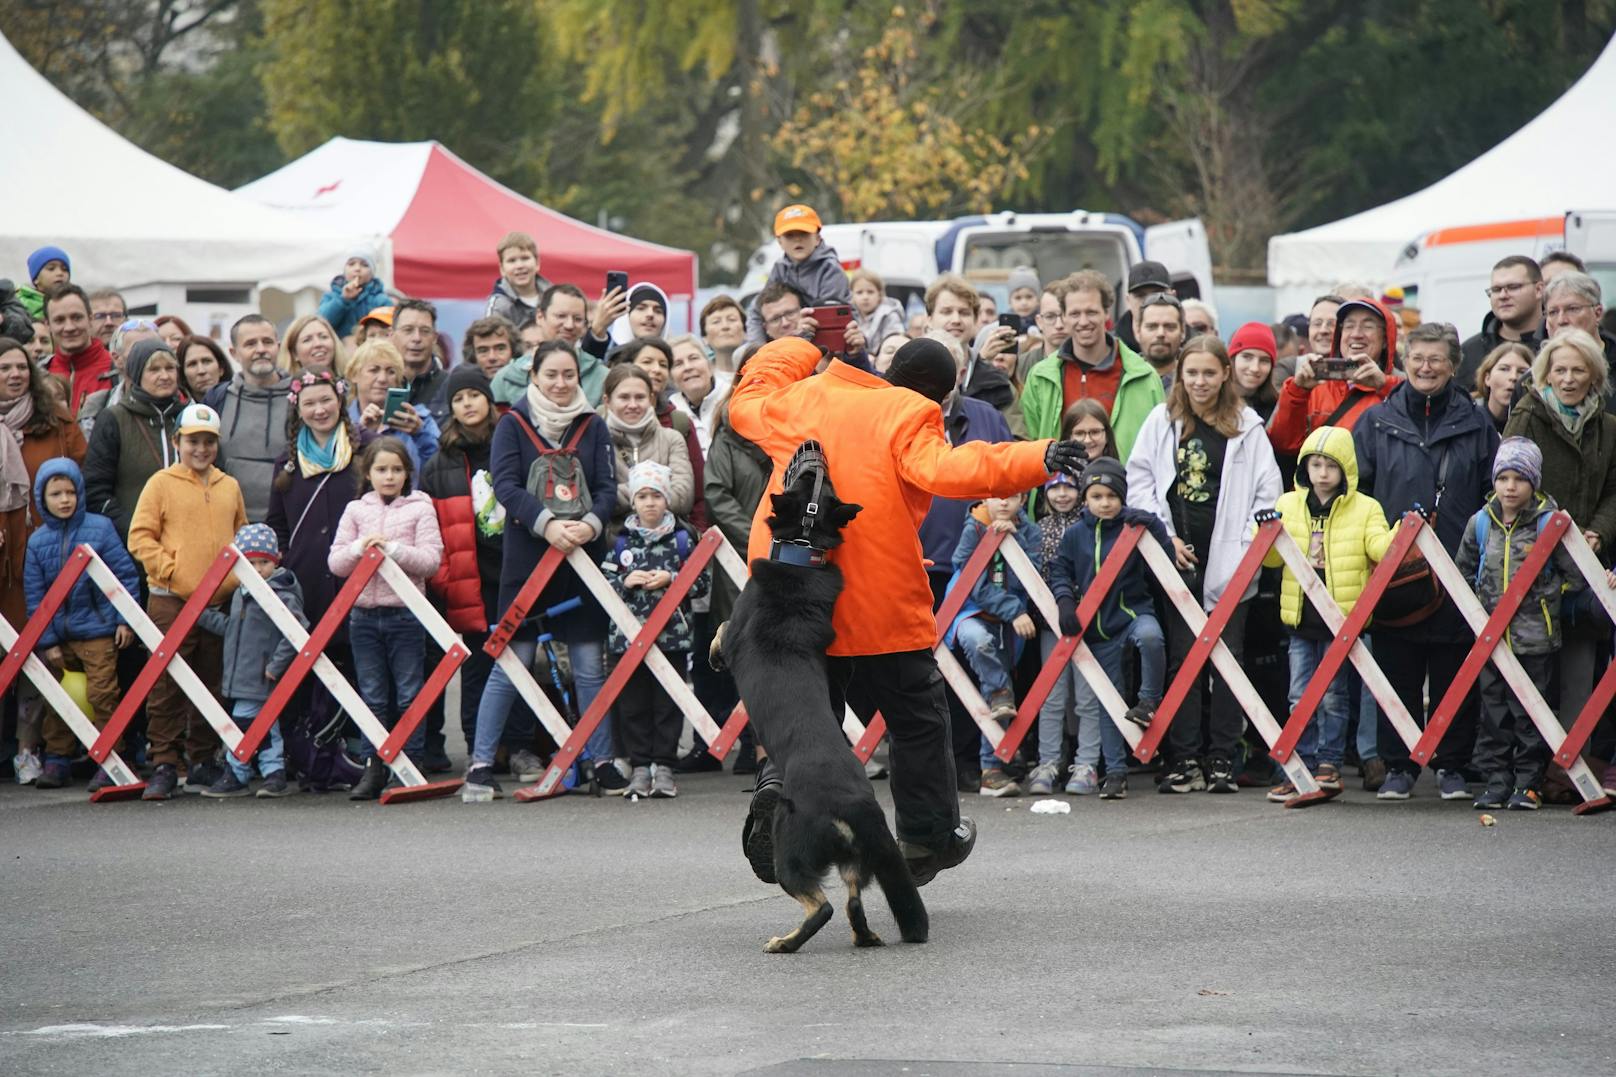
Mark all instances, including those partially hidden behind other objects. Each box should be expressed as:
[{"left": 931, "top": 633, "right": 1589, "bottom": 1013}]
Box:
[{"left": 349, "top": 758, "right": 387, "bottom": 800}]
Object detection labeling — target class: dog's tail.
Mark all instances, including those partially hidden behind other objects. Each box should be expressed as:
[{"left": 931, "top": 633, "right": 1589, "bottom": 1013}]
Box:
[{"left": 851, "top": 806, "right": 929, "bottom": 944}]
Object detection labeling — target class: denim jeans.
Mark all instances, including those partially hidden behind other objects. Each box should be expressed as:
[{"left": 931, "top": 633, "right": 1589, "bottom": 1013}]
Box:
[
  {"left": 470, "top": 637, "right": 605, "bottom": 768},
  {"left": 1288, "top": 635, "right": 1350, "bottom": 769},
  {"left": 959, "top": 617, "right": 1016, "bottom": 769},
  {"left": 1075, "top": 613, "right": 1164, "bottom": 774},
  {"left": 1353, "top": 637, "right": 1378, "bottom": 763},
  {"left": 226, "top": 698, "right": 284, "bottom": 781},
  {"left": 349, "top": 607, "right": 426, "bottom": 763},
  {"left": 1034, "top": 631, "right": 1076, "bottom": 766}
]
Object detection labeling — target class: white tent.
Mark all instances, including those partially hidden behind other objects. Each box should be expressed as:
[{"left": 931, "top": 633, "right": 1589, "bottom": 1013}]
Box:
[
  {"left": 1267, "top": 34, "right": 1616, "bottom": 314},
  {"left": 0, "top": 32, "right": 375, "bottom": 296}
]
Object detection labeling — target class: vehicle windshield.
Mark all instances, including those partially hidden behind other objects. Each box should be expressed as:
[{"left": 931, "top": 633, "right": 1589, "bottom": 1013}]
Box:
[{"left": 960, "top": 231, "right": 1130, "bottom": 316}]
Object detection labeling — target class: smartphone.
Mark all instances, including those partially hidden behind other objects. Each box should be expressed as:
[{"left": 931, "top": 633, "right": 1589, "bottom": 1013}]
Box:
[
  {"left": 382, "top": 386, "right": 410, "bottom": 422},
  {"left": 998, "top": 312, "right": 1020, "bottom": 334},
  {"left": 805, "top": 305, "right": 854, "bottom": 353},
  {"left": 605, "top": 271, "right": 629, "bottom": 296},
  {"left": 1316, "top": 357, "right": 1356, "bottom": 381}
]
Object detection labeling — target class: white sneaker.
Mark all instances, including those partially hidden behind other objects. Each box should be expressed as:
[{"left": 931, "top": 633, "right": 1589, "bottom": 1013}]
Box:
[
  {"left": 13, "top": 749, "right": 42, "bottom": 785},
  {"left": 508, "top": 749, "right": 547, "bottom": 783},
  {"left": 650, "top": 764, "right": 678, "bottom": 799},
  {"left": 1065, "top": 763, "right": 1099, "bottom": 796}
]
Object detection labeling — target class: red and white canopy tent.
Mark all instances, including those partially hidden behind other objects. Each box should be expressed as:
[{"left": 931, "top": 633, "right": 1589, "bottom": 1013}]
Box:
[{"left": 236, "top": 138, "right": 698, "bottom": 310}]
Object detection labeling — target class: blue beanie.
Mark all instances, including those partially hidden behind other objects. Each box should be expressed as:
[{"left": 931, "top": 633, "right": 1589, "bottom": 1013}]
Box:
[{"left": 27, "top": 246, "right": 70, "bottom": 283}]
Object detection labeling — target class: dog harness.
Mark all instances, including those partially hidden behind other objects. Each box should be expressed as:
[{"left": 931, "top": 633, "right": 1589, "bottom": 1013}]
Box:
[{"left": 769, "top": 439, "right": 832, "bottom": 569}]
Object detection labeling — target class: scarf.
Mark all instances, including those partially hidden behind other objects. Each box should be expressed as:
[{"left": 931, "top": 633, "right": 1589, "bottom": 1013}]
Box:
[
  {"left": 526, "top": 384, "right": 593, "bottom": 443},
  {"left": 606, "top": 408, "right": 658, "bottom": 443},
  {"left": 296, "top": 422, "right": 354, "bottom": 478},
  {"left": 626, "top": 510, "right": 676, "bottom": 543},
  {"left": 0, "top": 425, "right": 26, "bottom": 512},
  {"left": 0, "top": 393, "right": 34, "bottom": 444},
  {"left": 1542, "top": 385, "right": 1603, "bottom": 440}
]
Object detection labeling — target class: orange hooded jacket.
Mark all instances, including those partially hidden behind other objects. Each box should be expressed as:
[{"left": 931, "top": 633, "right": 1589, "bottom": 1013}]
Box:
[
  {"left": 1269, "top": 297, "right": 1404, "bottom": 454},
  {"left": 728, "top": 337, "right": 1052, "bottom": 656}
]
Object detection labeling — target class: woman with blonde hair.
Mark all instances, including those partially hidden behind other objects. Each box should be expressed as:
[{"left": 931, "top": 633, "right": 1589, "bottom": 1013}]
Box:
[
  {"left": 282, "top": 313, "right": 348, "bottom": 378},
  {"left": 1472, "top": 341, "right": 1534, "bottom": 434},
  {"left": 344, "top": 339, "right": 438, "bottom": 467}
]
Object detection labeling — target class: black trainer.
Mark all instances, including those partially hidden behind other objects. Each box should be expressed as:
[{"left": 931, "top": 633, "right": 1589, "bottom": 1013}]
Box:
[
  {"left": 1205, "top": 757, "right": 1239, "bottom": 794},
  {"left": 1158, "top": 759, "right": 1206, "bottom": 794},
  {"left": 142, "top": 763, "right": 179, "bottom": 801},
  {"left": 742, "top": 783, "right": 781, "bottom": 884},
  {"left": 184, "top": 760, "right": 224, "bottom": 794},
  {"left": 901, "top": 817, "right": 977, "bottom": 887},
  {"left": 349, "top": 758, "right": 387, "bottom": 800}
]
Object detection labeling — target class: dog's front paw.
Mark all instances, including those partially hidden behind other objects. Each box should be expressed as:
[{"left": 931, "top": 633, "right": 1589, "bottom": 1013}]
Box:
[
  {"left": 708, "top": 621, "right": 728, "bottom": 671},
  {"left": 853, "top": 931, "right": 885, "bottom": 948}
]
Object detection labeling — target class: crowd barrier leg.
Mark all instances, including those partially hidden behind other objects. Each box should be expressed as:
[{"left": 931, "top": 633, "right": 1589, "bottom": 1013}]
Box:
[
  {"left": 514, "top": 530, "right": 723, "bottom": 801},
  {"left": 1409, "top": 519, "right": 1611, "bottom": 813},
  {"left": 1550, "top": 529, "right": 1616, "bottom": 783}
]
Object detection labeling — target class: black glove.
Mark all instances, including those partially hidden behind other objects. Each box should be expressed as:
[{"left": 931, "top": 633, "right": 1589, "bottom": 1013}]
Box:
[
  {"left": 1044, "top": 439, "right": 1087, "bottom": 477},
  {"left": 1057, "top": 595, "right": 1081, "bottom": 638},
  {"left": 1253, "top": 508, "right": 1281, "bottom": 524},
  {"left": 1410, "top": 502, "right": 1433, "bottom": 521}
]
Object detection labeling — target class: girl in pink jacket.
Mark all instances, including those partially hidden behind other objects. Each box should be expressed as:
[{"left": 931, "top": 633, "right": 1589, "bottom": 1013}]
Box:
[{"left": 328, "top": 436, "right": 445, "bottom": 799}]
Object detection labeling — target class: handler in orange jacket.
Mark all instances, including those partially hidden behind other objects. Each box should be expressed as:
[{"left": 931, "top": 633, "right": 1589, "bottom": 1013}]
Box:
[{"left": 729, "top": 336, "right": 1085, "bottom": 885}]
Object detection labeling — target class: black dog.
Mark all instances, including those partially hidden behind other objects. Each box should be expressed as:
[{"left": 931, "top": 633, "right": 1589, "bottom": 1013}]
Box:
[{"left": 714, "top": 453, "right": 928, "bottom": 953}]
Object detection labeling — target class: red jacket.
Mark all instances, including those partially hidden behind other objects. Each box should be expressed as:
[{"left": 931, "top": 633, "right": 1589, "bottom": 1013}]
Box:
[
  {"left": 49, "top": 340, "right": 115, "bottom": 418},
  {"left": 1268, "top": 297, "right": 1402, "bottom": 454},
  {"left": 429, "top": 492, "right": 484, "bottom": 632}
]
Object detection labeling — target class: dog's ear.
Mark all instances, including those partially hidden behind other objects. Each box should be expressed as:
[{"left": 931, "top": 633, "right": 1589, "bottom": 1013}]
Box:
[{"left": 832, "top": 502, "right": 863, "bottom": 529}]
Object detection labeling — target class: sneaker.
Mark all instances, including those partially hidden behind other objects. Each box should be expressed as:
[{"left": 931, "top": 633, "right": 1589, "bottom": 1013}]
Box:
[
  {"left": 86, "top": 768, "right": 118, "bottom": 795},
  {"left": 1507, "top": 788, "right": 1542, "bottom": 811},
  {"left": 1315, "top": 763, "right": 1343, "bottom": 792},
  {"left": 1473, "top": 782, "right": 1509, "bottom": 810},
  {"left": 650, "top": 764, "right": 678, "bottom": 799},
  {"left": 1099, "top": 772, "right": 1128, "bottom": 799},
  {"left": 674, "top": 748, "right": 722, "bottom": 774},
  {"left": 978, "top": 767, "right": 1022, "bottom": 797},
  {"left": 1205, "top": 758, "right": 1239, "bottom": 794},
  {"left": 864, "top": 758, "right": 889, "bottom": 780},
  {"left": 1122, "top": 703, "right": 1155, "bottom": 729},
  {"left": 626, "top": 765, "right": 653, "bottom": 798},
  {"left": 1361, "top": 757, "right": 1387, "bottom": 792},
  {"left": 1436, "top": 769, "right": 1470, "bottom": 801},
  {"left": 1159, "top": 759, "right": 1206, "bottom": 794},
  {"left": 595, "top": 758, "right": 630, "bottom": 794},
  {"left": 256, "top": 771, "right": 292, "bottom": 798},
  {"left": 13, "top": 748, "right": 42, "bottom": 785},
  {"left": 34, "top": 759, "right": 73, "bottom": 789},
  {"left": 185, "top": 760, "right": 224, "bottom": 794},
  {"left": 901, "top": 817, "right": 977, "bottom": 887},
  {"left": 1026, "top": 761, "right": 1059, "bottom": 796},
  {"left": 1267, "top": 780, "right": 1298, "bottom": 803},
  {"left": 142, "top": 763, "right": 179, "bottom": 801},
  {"left": 986, "top": 689, "right": 1017, "bottom": 721},
  {"left": 462, "top": 765, "right": 503, "bottom": 802},
  {"left": 348, "top": 757, "right": 387, "bottom": 800},
  {"left": 743, "top": 783, "right": 781, "bottom": 884},
  {"left": 201, "top": 770, "right": 251, "bottom": 798},
  {"left": 1376, "top": 770, "right": 1414, "bottom": 800},
  {"left": 508, "top": 749, "right": 547, "bottom": 783},
  {"left": 1064, "top": 763, "right": 1098, "bottom": 796}
]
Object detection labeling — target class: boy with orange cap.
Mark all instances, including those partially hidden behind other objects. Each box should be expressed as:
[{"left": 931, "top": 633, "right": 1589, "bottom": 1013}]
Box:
[{"left": 744, "top": 203, "right": 855, "bottom": 344}]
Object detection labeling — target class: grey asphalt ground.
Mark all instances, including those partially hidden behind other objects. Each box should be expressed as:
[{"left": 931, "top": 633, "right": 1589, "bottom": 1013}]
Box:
[{"left": 1, "top": 766, "right": 1611, "bottom": 1076}]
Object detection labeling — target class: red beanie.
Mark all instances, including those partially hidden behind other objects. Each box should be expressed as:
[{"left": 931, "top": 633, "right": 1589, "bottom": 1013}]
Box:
[{"left": 1228, "top": 321, "right": 1276, "bottom": 362}]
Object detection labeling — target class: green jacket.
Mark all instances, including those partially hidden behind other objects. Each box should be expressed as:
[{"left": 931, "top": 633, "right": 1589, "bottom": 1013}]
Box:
[
  {"left": 17, "top": 285, "right": 44, "bottom": 320},
  {"left": 1020, "top": 338, "right": 1163, "bottom": 461},
  {"left": 489, "top": 347, "right": 607, "bottom": 408}
]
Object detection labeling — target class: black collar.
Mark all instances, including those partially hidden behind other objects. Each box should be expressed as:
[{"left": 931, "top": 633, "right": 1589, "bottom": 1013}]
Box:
[{"left": 768, "top": 539, "right": 827, "bottom": 568}]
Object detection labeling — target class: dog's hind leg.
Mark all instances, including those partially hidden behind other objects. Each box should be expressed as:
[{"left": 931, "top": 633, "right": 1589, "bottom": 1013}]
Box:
[
  {"left": 842, "top": 866, "right": 884, "bottom": 948},
  {"left": 764, "top": 889, "right": 833, "bottom": 954}
]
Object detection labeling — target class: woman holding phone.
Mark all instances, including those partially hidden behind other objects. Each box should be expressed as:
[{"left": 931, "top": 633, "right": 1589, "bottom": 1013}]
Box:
[{"left": 344, "top": 340, "right": 439, "bottom": 468}]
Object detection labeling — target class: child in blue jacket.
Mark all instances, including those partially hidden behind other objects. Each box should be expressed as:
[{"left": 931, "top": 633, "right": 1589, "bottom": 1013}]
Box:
[
  {"left": 1049, "top": 457, "right": 1170, "bottom": 800},
  {"left": 23, "top": 457, "right": 141, "bottom": 792},
  {"left": 946, "top": 490, "right": 1043, "bottom": 797},
  {"left": 317, "top": 250, "right": 391, "bottom": 338}
]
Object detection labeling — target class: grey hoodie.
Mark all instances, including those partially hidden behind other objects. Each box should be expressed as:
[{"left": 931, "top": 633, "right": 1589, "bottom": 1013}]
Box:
[
  {"left": 199, "top": 564, "right": 307, "bottom": 702},
  {"left": 209, "top": 372, "right": 292, "bottom": 523},
  {"left": 744, "top": 239, "right": 853, "bottom": 344}
]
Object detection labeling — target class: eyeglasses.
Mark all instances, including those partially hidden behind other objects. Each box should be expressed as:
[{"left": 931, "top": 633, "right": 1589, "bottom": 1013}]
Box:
[
  {"left": 1545, "top": 303, "right": 1592, "bottom": 321},
  {"left": 1407, "top": 355, "right": 1453, "bottom": 369},
  {"left": 1484, "top": 281, "right": 1531, "bottom": 298},
  {"left": 1036, "top": 311, "right": 1063, "bottom": 323},
  {"left": 1187, "top": 322, "right": 1213, "bottom": 335},
  {"left": 93, "top": 311, "right": 127, "bottom": 323},
  {"left": 763, "top": 309, "right": 801, "bottom": 328}
]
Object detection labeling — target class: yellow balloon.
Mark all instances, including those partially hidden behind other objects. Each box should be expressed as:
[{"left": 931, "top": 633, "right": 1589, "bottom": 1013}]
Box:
[{"left": 60, "top": 670, "right": 91, "bottom": 717}]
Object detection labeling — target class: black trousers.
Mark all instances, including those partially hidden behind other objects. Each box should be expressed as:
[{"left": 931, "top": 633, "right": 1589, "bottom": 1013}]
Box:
[
  {"left": 614, "top": 664, "right": 681, "bottom": 767},
  {"left": 1375, "top": 633, "right": 1477, "bottom": 777},
  {"left": 826, "top": 649, "right": 959, "bottom": 849},
  {"left": 1164, "top": 598, "right": 1250, "bottom": 765},
  {"left": 1474, "top": 652, "right": 1553, "bottom": 791}
]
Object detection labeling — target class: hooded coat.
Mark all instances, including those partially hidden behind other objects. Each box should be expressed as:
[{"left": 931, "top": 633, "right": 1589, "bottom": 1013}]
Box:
[
  {"left": 1048, "top": 502, "right": 1171, "bottom": 643},
  {"left": 942, "top": 504, "right": 1044, "bottom": 650},
  {"left": 485, "top": 273, "right": 551, "bottom": 329},
  {"left": 327, "top": 489, "right": 444, "bottom": 608},
  {"left": 211, "top": 372, "right": 292, "bottom": 523},
  {"left": 744, "top": 240, "right": 854, "bottom": 344},
  {"left": 421, "top": 436, "right": 503, "bottom": 632},
  {"left": 127, "top": 461, "right": 248, "bottom": 602},
  {"left": 1454, "top": 491, "right": 1583, "bottom": 655},
  {"left": 317, "top": 275, "right": 391, "bottom": 339},
  {"left": 82, "top": 385, "right": 184, "bottom": 538},
  {"left": 197, "top": 565, "right": 306, "bottom": 702},
  {"left": 23, "top": 458, "right": 141, "bottom": 646},
  {"left": 1261, "top": 425, "right": 1395, "bottom": 627},
  {"left": 1021, "top": 336, "right": 1163, "bottom": 463},
  {"left": 1268, "top": 297, "right": 1404, "bottom": 454}
]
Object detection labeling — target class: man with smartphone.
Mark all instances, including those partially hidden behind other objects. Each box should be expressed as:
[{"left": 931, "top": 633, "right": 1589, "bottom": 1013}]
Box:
[
  {"left": 392, "top": 298, "right": 449, "bottom": 423},
  {"left": 1268, "top": 297, "right": 1403, "bottom": 454},
  {"left": 754, "top": 282, "right": 868, "bottom": 362}
]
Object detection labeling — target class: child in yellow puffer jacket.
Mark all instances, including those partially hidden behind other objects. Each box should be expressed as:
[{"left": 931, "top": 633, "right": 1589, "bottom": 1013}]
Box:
[{"left": 1260, "top": 425, "right": 1393, "bottom": 800}]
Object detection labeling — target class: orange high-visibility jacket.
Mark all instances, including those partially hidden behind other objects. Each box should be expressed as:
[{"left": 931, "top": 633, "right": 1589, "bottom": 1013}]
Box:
[{"left": 728, "top": 338, "right": 1052, "bottom": 656}]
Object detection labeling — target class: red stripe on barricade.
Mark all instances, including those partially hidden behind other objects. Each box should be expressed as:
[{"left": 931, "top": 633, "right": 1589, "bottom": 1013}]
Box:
[
  {"left": 995, "top": 525, "right": 1144, "bottom": 763},
  {"left": 1133, "top": 519, "right": 1281, "bottom": 764},
  {"left": 1555, "top": 663, "right": 1616, "bottom": 770},
  {"left": 93, "top": 549, "right": 239, "bottom": 764},
  {"left": 0, "top": 545, "right": 94, "bottom": 700},
  {"left": 484, "top": 545, "right": 568, "bottom": 659},
  {"left": 854, "top": 527, "right": 1010, "bottom": 762},
  {"left": 233, "top": 550, "right": 383, "bottom": 762},
  {"left": 516, "top": 530, "right": 723, "bottom": 801},
  {"left": 1411, "top": 511, "right": 1571, "bottom": 765},
  {"left": 1269, "top": 514, "right": 1425, "bottom": 765},
  {"left": 705, "top": 702, "right": 750, "bottom": 761},
  {"left": 381, "top": 640, "right": 469, "bottom": 763}
]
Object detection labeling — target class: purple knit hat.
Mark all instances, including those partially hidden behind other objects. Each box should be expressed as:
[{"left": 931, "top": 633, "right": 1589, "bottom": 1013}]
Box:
[{"left": 1492, "top": 436, "right": 1542, "bottom": 490}]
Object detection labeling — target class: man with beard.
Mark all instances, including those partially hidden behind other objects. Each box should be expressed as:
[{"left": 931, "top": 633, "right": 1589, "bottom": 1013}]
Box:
[
  {"left": 211, "top": 314, "right": 292, "bottom": 523},
  {"left": 1135, "top": 292, "right": 1187, "bottom": 388}
]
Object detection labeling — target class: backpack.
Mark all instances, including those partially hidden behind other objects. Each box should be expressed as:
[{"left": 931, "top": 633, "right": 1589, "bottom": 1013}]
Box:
[
  {"left": 512, "top": 411, "right": 591, "bottom": 520},
  {"left": 1471, "top": 511, "right": 1554, "bottom": 592}
]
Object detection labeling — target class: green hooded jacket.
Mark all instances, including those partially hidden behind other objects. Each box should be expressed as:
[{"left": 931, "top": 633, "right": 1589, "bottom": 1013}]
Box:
[
  {"left": 489, "top": 346, "right": 607, "bottom": 408},
  {"left": 1020, "top": 337, "right": 1163, "bottom": 462}
]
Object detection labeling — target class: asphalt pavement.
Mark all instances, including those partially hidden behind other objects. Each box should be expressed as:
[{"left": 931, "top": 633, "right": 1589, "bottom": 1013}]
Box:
[{"left": 1, "top": 766, "right": 1611, "bottom": 1076}]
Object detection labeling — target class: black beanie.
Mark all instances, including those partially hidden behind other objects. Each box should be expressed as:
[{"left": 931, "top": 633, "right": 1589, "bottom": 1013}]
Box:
[
  {"left": 445, "top": 364, "right": 495, "bottom": 408},
  {"left": 885, "top": 337, "right": 957, "bottom": 404},
  {"left": 628, "top": 284, "right": 667, "bottom": 317},
  {"left": 124, "top": 338, "right": 176, "bottom": 394},
  {"left": 1079, "top": 456, "right": 1127, "bottom": 502}
]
